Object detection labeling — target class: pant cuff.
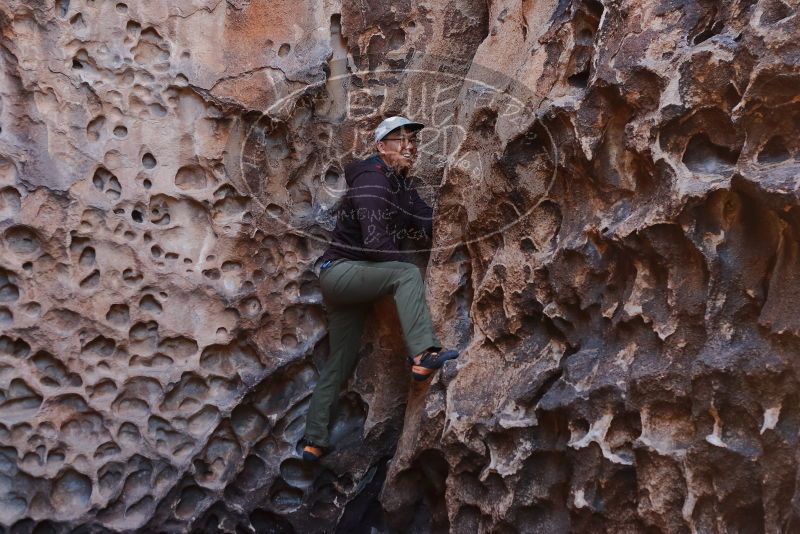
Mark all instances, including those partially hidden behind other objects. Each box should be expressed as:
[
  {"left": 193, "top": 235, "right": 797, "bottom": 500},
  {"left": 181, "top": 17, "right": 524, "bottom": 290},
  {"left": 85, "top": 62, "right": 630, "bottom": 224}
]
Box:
[
  {"left": 408, "top": 336, "right": 442, "bottom": 358},
  {"left": 302, "top": 433, "right": 328, "bottom": 448}
]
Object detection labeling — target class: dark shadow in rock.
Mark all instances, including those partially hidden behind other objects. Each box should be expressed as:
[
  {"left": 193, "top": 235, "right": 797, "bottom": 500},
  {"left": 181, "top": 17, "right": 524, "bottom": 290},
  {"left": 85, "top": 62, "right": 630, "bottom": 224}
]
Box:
[
  {"left": 335, "top": 460, "right": 389, "bottom": 534},
  {"left": 4, "top": 225, "right": 40, "bottom": 256},
  {"left": 249, "top": 508, "right": 295, "bottom": 533},
  {"left": 682, "top": 133, "right": 740, "bottom": 173},
  {"left": 0, "top": 267, "right": 20, "bottom": 303},
  {"left": 176, "top": 485, "right": 210, "bottom": 519},
  {"left": 30, "top": 519, "right": 59, "bottom": 534},
  {"left": 269, "top": 479, "right": 303, "bottom": 511},
  {"left": 758, "top": 136, "right": 790, "bottom": 164},
  {"left": 232, "top": 454, "right": 266, "bottom": 492},
  {"left": 327, "top": 392, "right": 367, "bottom": 450},
  {"left": 383, "top": 449, "right": 450, "bottom": 533},
  {"left": 279, "top": 457, "right": 315, "bottom": 489},
  {"left": 0, "top": 335, "right": 30, "bottom": 358}
]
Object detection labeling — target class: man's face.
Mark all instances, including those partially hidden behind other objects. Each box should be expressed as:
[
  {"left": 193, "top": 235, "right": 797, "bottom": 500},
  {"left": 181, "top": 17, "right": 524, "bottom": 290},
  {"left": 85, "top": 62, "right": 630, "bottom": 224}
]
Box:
[{"left": 377, "top": 126, "right": 418, "bottom": 174}]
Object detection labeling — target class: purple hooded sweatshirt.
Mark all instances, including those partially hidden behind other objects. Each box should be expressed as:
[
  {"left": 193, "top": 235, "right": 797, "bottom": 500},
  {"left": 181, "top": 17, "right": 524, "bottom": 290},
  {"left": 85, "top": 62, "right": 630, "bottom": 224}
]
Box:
[{"left": 320, "top": 154, "right": 434, "bottom": 264}]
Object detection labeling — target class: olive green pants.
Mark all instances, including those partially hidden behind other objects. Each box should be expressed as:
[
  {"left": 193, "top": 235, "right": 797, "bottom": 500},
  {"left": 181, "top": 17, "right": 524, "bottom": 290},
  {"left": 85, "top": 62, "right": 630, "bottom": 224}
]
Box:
[{"left": 303, "top": 260, "right": 441, "bottom": 447}]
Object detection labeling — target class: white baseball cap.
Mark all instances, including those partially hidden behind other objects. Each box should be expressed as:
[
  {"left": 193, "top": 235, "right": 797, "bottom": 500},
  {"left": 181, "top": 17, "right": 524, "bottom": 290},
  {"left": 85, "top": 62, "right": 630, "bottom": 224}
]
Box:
[{"left": 374, "top": 116, "right": 425, "bottom": 142}]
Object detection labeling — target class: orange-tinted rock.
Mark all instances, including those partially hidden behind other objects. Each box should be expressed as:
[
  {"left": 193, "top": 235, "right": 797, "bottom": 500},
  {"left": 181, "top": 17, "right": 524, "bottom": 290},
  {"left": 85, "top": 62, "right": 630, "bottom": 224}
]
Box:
[{"left": 0, "top": 0, "right": 798, "bottom": 531}]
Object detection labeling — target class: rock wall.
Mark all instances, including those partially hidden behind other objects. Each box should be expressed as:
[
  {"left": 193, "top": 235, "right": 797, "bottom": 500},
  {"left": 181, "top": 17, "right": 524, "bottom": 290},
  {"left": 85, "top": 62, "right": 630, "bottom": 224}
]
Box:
[{"left": 0, "top": 0, "right": 798, "bottom": 532}]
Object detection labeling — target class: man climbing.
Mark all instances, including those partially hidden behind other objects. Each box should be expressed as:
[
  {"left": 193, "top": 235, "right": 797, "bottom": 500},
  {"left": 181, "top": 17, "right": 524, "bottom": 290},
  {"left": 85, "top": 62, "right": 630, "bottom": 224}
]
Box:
[{"left": 301, "top": 116, "right": 459, "bottom": 462}]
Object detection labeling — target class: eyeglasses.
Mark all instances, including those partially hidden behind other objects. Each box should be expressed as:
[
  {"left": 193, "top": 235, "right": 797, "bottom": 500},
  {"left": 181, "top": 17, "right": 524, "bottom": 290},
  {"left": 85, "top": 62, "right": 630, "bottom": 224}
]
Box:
[{"left": 382, "top": 136, "right": 417, "bottom": 146}]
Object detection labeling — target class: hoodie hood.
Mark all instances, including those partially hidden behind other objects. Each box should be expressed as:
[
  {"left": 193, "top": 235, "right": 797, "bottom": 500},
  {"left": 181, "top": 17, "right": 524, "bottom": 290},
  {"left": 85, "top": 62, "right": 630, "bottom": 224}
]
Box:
[
  {"left": 344, "top": 155, "right": 389, "bottom": 186},
  {"left": 344, "top": 154, "right": 408, "bottom": 189}
]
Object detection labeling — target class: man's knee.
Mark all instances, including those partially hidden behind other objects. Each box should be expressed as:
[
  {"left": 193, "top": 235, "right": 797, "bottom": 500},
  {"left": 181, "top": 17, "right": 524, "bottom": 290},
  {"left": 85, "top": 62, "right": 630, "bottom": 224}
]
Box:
[
  {"left": 382, "top": 260, "right": 417, "bottom": 271},
  {"left": 396, "top": 263, "right": 422, "bottom": 283}
]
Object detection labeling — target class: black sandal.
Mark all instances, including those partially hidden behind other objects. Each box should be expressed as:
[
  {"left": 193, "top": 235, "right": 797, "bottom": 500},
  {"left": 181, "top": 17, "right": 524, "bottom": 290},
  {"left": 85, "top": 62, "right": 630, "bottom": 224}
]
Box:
[{"left": 410, "top": 348, "right": 459, "bottom": 381}]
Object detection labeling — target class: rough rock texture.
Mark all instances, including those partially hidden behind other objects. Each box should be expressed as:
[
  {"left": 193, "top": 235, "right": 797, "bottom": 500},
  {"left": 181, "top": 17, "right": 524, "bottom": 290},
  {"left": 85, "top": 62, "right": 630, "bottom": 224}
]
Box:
[{"left": 0, "top": 0, "right": 799, "bottom": 532}]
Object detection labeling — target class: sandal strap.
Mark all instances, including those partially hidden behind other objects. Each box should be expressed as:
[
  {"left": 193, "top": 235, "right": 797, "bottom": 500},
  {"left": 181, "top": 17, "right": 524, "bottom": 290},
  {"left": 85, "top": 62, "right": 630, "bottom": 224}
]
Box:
[
  {"left": 411, "top": 364, "right": 435, "bottom": 376},
  {"left": 303, "top": 444, "right": 323, "bottom": 455},
  {"left": 417, "top": 349, "right": 439, "bottom": 364}
]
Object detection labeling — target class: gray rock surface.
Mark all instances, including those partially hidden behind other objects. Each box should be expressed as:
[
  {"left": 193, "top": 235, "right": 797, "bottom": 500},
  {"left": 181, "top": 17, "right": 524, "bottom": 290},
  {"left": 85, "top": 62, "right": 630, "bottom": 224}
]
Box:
[{"left": 0, "top": 0, "right": 798, "bottom": 532}]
